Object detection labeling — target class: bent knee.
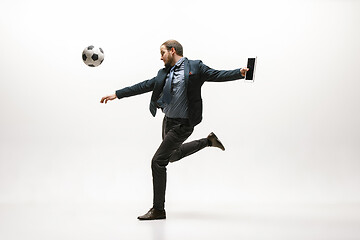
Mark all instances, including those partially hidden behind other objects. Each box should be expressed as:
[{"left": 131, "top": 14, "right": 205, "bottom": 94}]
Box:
[
  {"left": 151, "top": 158, "right": 169, "bottom": 169},
  {"left": 169, "top": 150, "right": 181, "bottom": 163}
]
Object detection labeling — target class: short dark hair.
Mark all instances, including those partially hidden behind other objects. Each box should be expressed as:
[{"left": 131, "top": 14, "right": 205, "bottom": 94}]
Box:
[{"left": 162, "top": 40, "right": 183, "bottom": 56}]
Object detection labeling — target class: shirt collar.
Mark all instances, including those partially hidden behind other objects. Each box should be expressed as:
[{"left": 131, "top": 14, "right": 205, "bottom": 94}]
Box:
[{"left": 174, "top": 57, "right": 185, "bottom": 68}]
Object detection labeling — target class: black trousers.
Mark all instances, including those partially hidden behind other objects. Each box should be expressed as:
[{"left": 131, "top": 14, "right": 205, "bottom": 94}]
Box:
[{"left": 151, "top": 116, "right": 209, "bottom": 210}]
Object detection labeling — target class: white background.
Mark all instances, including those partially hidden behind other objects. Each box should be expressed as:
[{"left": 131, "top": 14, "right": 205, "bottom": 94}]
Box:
[{"left": 0, "top": 0, "right": 360, "bottom": 230}]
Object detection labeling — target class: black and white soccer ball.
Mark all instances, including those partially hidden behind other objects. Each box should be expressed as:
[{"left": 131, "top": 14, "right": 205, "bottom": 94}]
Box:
[{"left": 82, "top": 45, "right": 104, "bottom": 67}]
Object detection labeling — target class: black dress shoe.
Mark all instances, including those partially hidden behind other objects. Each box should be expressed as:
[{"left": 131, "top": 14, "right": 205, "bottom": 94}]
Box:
[
  {"left": 207, "top": 132, "right": 225, "bottom": 151},
  {"left": 138, "top": 208, "right": 166, "bottom": 220}
]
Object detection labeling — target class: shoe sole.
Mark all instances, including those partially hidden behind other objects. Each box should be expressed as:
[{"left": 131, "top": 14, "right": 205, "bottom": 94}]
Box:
[{"left": 138, "top": 216, "right": 166, "bottom": 220}]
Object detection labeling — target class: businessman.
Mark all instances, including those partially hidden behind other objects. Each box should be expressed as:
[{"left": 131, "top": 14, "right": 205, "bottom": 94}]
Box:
[{"left": 101, "top": 40, "right": 249, "bottom": 220}]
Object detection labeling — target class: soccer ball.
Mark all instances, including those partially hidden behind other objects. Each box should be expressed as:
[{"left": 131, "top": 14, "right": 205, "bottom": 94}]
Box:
[{"left": 82, "top": 45, "right": 104, "bottom": 67}]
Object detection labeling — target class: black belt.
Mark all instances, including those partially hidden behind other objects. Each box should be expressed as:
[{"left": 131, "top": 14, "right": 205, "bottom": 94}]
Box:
[{"left": 165, "top": 116, "right": 190, "bottom": 124}]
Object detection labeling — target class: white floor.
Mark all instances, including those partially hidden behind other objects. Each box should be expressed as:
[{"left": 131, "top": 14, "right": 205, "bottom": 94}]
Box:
[{"left": 1, "top": 202, "right": 360, "bottom": 240}]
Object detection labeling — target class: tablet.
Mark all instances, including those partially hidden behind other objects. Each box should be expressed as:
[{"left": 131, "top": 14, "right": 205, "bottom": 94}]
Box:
[{"left": 245, "top": 57, "right": 257, "bottom": 82}]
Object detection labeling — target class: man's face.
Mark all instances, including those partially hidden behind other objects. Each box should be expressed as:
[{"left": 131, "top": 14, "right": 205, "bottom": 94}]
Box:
[{"left": 160, "top": 45, "right": 174, "bottom": 68}]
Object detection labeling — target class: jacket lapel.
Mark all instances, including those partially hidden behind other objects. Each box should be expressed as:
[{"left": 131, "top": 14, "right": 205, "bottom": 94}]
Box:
[
  {"left": 184, "top": 58, "right": 190, "bottom": 87},
  {"left": 150, "top": 67, "right": 169, "bottom": 113}
]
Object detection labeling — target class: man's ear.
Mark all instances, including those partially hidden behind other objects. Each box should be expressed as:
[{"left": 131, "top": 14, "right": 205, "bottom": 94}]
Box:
[{"left": 170, "top": 47, "right": 176, "bottom": 55}]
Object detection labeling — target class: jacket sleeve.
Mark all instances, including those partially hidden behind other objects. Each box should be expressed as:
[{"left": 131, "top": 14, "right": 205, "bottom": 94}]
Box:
[
  {"left": 115, "top": 77, "right": 156, "bottom": 99},
  {"left": 199, "top": 61, "right": 244, "bottom": 82}
]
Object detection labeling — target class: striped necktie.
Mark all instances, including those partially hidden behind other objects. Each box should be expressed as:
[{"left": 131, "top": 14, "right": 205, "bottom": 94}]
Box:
[{"left": 162, "top": 65, "right": 176, "bottom": 104}]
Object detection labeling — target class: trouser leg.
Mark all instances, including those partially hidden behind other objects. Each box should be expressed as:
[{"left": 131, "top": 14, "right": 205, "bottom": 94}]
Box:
[
  {"left": 152, "top": 118, "right": 194, "bottom": 210},
  {"left": 163, "top": 116, "right": 209, "bottom": 163},
  {"left": 169, "top": 138, "right": 209, "bottom": 163}
]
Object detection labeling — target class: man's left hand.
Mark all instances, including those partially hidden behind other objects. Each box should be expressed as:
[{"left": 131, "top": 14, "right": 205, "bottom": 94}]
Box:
[{"left": 240, "top": 68, "right": 249, "bottom": 77}]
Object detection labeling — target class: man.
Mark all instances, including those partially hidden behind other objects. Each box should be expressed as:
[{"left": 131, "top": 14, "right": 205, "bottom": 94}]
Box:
[{"left": 100, "top": 40, "right": 249, "bottom": 220}]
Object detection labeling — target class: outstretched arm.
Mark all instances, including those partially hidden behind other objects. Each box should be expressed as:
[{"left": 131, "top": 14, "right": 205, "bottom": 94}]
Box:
[
  {"left": 200, "top": 61, "right": 249, "bottom": 82},
  {"left": 100, "top": 77, "right": 156, "bottom": 104}
]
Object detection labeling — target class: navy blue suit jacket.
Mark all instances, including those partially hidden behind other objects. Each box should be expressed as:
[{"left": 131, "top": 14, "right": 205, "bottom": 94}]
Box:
[{"left": 116, "top": 58, "right": 244, "bottom": 126}]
